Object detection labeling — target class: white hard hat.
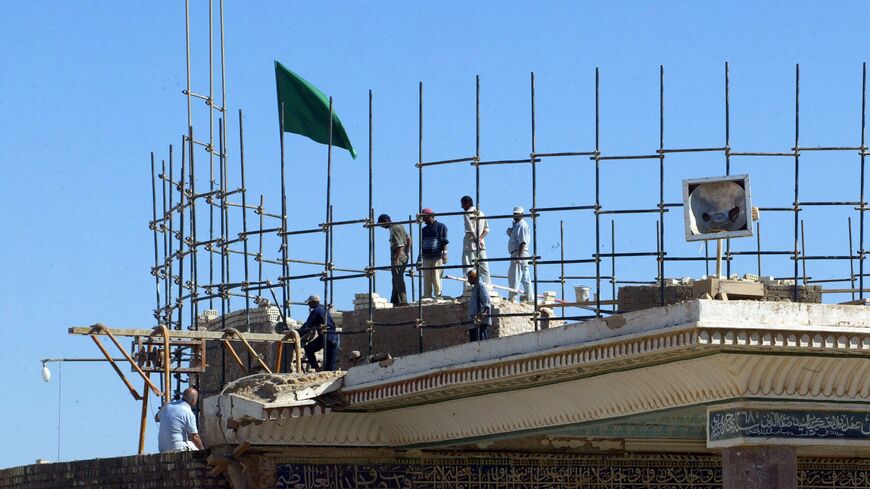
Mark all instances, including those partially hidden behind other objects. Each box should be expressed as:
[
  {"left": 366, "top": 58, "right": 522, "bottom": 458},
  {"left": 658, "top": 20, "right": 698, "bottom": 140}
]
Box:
[
  {"left": 305, "top": 294, "right": 321, "bottom": 303},
  {"left": 512, "top": 206, "right": 524, "bottom": 215}
]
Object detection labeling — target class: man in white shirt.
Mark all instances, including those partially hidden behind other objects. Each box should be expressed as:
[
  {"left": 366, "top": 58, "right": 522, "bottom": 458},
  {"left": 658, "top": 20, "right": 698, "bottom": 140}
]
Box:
[
  {"left": 156, "top": 387, "right": 203, "bottom": 452},
  {"left": 506, "top": 206, "right": 532, "bottom": 302},
  {"left": 460, "top": 196, "right": 491, "bottom": 286}
]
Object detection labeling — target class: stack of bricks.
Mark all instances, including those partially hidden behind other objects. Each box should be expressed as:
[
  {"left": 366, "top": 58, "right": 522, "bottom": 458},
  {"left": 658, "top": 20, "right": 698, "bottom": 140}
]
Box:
[
  {"left": 196, "top": 304, "right": 285, "bottom": 333},
  {"left": 460, "top": 284, "right": 503, "bottom": 300},
  {"left": 353, "top": 292, "right": 393, "bottom": 311},
  {"left": 540, "top": 291, "right": 558, "bottom": 305}
]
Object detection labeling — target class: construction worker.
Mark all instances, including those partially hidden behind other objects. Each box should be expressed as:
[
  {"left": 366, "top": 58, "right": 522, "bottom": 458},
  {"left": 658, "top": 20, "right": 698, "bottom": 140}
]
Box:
[
  {"left": 378, "top": 214, "right": 410, "bottom": 305},
  {"left": 460, "top": 196, "right": 491, "bottom": 287},
  {"left": 298, "top": 294, "right": 340, "bottom": 371},
  {"left": 156, "top": 387, "right": 203, "bottom": 452},
  {"left": 507, "top": 206, "right": 532, "bottom": 302},
  {"left": 420, "top": 208, "right": 448, "bottom": 299},
  {"left": 466, "top": 270, "right": 492, "bottom": 342}
]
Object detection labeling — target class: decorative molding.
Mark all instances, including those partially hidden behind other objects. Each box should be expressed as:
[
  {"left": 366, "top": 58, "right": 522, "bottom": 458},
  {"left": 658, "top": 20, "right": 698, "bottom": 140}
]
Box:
[
  {"left": 274, "top": 452, "right": 724, "bottom": 489},
  {"left": 342, "top": 326, "right": 870, "bottom": 411},
  {"left": 233, "top": 411, "right": 387, "bottom": 446},
  {"left": 205, "top": 301, "right": 870, "bottom": 449},
  {"left": 257, "top": 451, "right": 870, "bottom": 489},
  {"left": 228, "top": 353, "right": 870, "bottom": 447},
  {"left": 707, "top": 403, "right": 870, "bottom": 449}
]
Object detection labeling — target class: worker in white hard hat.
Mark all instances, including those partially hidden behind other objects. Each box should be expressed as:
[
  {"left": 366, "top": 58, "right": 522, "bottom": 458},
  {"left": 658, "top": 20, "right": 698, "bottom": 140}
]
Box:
[
  {"left": 297, "top": 294, "right": 339, "bottom": 371},
  {"left": 506, "top": 206, "right": 532, "bottom": 302}
]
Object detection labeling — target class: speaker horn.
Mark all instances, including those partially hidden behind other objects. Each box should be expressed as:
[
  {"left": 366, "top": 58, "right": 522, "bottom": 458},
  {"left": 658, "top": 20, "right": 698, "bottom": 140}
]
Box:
[{"left": 682, "top": 174, "right": 753, "bottom": 242}]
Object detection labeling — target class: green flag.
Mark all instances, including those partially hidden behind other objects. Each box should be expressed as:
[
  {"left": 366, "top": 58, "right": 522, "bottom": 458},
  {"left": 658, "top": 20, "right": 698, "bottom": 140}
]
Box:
[{"left": 275, "top": 61, "right": 357, "bottom": 159}]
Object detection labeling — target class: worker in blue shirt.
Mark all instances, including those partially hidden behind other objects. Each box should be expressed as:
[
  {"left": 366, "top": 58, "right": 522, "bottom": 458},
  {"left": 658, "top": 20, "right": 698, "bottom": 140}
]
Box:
[
  {"left": 466, "top": 270, "right": 492, "bottom": 342},
  {"left": 420, "top": 208, "right": 449, "bottom": 299},
  {"left": 297, "top": 294, "right": 340, "bottom": 371}
]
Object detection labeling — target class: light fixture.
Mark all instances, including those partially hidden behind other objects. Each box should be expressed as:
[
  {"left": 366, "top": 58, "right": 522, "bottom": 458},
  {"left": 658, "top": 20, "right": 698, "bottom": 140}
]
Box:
[
  {"left": 683, "top": 174, "right": 758, "bottom": 278},
  {"left": 41, "top": 361, "right": 51, "bottom": 383},
  {"left": 683, "top": 174, "right": 753, "bottom": 242}
]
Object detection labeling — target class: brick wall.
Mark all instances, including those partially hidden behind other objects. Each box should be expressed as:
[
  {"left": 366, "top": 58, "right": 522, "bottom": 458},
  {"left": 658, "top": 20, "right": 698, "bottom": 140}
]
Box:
[
  {"left": 339, "top": 299, "right": 558, "bottom": 365},
  {"left": 618, "top": 284, "right": 822, "bottom": 312},
  {"left": 0, "top": 451, "right": 226, "bottom": 489},
  {"left": 197, "top": 299, "right": 564, "bottom": 397}
]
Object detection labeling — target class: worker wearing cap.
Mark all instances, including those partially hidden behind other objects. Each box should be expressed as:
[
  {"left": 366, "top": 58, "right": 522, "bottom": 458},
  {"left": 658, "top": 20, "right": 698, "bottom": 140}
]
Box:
[
  {"left": 378, "top": 214, "right": 410, "bottom": 305},
  {"left": 506, "top": 206, "right": 532, "bottom": 302},
  {"left": 460, "top": 196, "right": 491, "bottom": 287},
  {"left": 420, "top": 208, "right": 449, "bottom": 299},
  {"left": 297, "top": 294, "right": 339, "bottom": 371}
]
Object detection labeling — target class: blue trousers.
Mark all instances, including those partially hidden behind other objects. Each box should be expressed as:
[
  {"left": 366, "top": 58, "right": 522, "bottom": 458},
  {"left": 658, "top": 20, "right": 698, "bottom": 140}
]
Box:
[
  {"left": 304, "top": 336, "right": 340, "bottom": 371},
  {"left": 508, "top": 252, "right": 532, "bottom": 301},
  {"left": 468, "top": 324, "right": 489, "bottom": 342}
]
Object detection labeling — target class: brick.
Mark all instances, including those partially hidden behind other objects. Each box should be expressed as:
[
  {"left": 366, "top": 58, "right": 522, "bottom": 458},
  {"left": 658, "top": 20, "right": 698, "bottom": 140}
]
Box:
[{"left": 0, "top": 452, "right": 226, "bottom": 489}]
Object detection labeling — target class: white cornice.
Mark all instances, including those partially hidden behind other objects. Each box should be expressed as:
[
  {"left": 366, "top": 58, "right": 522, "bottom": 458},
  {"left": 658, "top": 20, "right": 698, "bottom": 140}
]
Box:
[
  {"left": 210, "top": 353, "right": 870, "bottom": 447},
  {"left": 342, "top": 326, "right": 870, "bottom": 410},
  {"left": 202, "top": 301, "right": 870, "bottom": 448}
]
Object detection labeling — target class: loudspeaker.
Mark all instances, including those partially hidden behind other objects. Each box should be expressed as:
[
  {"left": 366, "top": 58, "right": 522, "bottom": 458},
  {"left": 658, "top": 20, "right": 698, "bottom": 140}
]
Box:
[{"left": 682, "top": 174, "right": 752, "bottom": 242}]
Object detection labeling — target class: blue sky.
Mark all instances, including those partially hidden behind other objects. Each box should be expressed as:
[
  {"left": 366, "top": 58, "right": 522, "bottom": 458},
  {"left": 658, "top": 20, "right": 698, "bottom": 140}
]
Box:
[{"left": 1, "top": 1, "right": 868, "bottom": 467}]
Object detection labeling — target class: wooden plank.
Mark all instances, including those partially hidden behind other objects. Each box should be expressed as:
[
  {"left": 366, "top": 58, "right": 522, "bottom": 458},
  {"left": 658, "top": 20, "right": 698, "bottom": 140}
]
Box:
[{"left": 69, "top": 325, "right": 294, "bottom": 342}]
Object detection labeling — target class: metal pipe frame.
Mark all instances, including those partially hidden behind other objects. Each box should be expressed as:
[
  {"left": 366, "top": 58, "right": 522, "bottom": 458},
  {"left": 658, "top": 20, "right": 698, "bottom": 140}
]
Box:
[
  {"left": 143, "top": 36, "right": 870, "bottom": 416},
  {"left": 400, "top": 63, "right": 869, "bottom": 332},
  {"left": 87, "top": 324, "right": 162, "bottom": 400},
  {"left": 149, "top": 325, "right": 172, "bottom": 404},
  {"left": 222, "top": 328, "right": 272, "bottom": 373},
  {"left": 273, "top": 330, "right": 303, "bottom": 374}
]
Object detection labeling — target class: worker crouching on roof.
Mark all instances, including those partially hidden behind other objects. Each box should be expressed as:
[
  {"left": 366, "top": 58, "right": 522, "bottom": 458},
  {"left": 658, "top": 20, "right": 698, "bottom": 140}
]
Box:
[
  {"left": 467, "top": 270, "right": 492, "bottom": 342},
  {"left": 156, "top": 387, "right": 203, "bottom": 452},
  {"left": 298, "top": 294, "right": 340, "bottom": 371}
]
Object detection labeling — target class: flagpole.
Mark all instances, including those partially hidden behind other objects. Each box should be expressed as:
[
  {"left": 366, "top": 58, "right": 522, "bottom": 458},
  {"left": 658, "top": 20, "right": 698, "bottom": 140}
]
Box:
[
  {"left": 324, "top": 97, "right": 334, "bottom": 371},
  {"left": 280, "top": 102, "right": 290, "bottom": 326},
  {"left": 368, "top": 89, "right": 374, "bottom": 358}
]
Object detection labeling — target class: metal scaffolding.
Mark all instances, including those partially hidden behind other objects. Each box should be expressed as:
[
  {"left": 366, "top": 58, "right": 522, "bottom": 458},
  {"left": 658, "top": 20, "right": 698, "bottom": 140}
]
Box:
[{"left": 142, "top": 3, "right": 869, "bottom": 398}]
